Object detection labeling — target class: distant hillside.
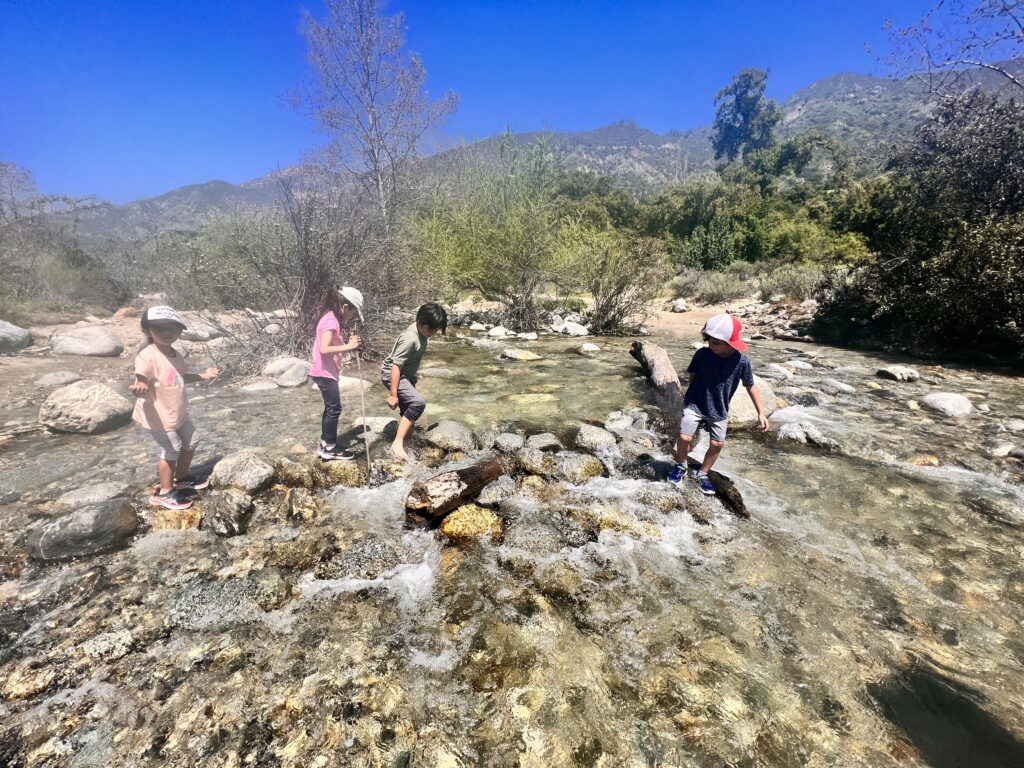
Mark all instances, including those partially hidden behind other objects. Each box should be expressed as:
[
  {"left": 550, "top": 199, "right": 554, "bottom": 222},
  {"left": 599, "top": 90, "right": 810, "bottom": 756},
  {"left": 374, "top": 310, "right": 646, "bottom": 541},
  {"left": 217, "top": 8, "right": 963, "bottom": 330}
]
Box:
[{"left": 67, "top": 60, "right": 1023, "bottom": 241}]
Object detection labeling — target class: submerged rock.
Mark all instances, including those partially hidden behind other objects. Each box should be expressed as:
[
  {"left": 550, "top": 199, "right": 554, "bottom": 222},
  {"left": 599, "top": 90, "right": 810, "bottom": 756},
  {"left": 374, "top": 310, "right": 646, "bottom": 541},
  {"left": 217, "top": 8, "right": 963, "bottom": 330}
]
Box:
[
  {"left": 501, "top": 347, "right": 542, "bottom": 361},
  {"left": 39, "top": 380, "right": 133, "bottom": 434},
  {"left": 57, "top": 481, "right": 128, "bottom": 507},
  {"left": 440, "top": 503, "right": 502, "bottom": 542},
  {"left": 211, "top": 451, "right": 275, "bottom": 493},
  {"left": 477, "top": 474, "right": 515, "bottom": 506},
  {"left": 0, "top": 319, "right": 32, "bottom": 353},
  {"left": 556, "top": 451, "right": 606, "bottom": 484},
  {"left": 821, "top": 377, "right": 856, "bottom": 395},
  {"left": 922, "top": 392, "right": 974, "bottom": 418},
  {"left": 526, "top": 432, "right": 563, "bottom": 452},
  {"left": 35, "top": 370, "right": 81, "bottom": 388},
  {"left": 198, "top": 488, "right": 253, "bottom": 537},
  {"left": 310, "top": 457, "right": 368, "bottom": 488},
  {"left": 776, "top": 422, "right": 841, "bottom": 451},
  {"left": 27, "top": 499, "right": 138, "bottom": 561},
  {"left": 51, "top": 326, "right": 123, "bottom": 357}
]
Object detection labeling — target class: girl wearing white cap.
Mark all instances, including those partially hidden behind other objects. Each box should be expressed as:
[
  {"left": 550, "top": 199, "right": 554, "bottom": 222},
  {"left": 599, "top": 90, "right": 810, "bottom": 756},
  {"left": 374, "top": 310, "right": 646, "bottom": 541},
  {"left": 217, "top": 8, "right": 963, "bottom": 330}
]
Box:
[
  {"left": 310, "top": 286, "right": 363, "bottom": 460},
  {"left": 131, "top": 305, "right": 219, "bottom": 510}
]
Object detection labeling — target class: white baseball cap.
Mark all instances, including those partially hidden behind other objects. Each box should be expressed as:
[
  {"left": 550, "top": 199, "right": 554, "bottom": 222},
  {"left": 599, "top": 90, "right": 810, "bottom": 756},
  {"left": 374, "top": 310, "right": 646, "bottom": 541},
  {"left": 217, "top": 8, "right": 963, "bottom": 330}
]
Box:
[
  {"left": 145, "top": 305, "right": 187, "bottom": 329},
  {"left": 338, "top": 286, "right": 364, "bottom": 322},
  {"left": 703, "top": 313, "right": 748, "bottom": 352}
]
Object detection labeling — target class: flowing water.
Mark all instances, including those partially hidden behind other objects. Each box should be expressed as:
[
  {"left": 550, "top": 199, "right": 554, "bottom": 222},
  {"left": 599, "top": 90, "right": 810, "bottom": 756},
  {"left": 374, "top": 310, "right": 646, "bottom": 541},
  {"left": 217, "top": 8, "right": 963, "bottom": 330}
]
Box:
[{"left": 1, "top": 331, "right": 1023, "bottom": 767}]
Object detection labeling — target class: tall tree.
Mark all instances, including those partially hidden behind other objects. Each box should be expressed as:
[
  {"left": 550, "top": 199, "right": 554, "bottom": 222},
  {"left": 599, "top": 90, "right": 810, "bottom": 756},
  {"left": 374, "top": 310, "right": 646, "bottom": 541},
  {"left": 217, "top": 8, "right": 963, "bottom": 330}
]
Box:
[
  {"left": 711, "top": 68, "right": 782, "bottom": 163},
  {"left": 299, "top": 0, "right": 458, "bottom": 230}
]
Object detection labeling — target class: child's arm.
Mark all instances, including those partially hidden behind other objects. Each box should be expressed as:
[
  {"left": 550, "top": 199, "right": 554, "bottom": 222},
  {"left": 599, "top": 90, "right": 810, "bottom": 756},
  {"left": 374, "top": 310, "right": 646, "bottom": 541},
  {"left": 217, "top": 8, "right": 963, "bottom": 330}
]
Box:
[
  {"left": 387, "top": 364, "right": 401, "bottom": 410},
  {"left": 746, "top": 384, "right": 770, "bottom": 431},
  {"left": 129, "top": 373, "right": 149, "bottom": 396},
  {"left": 320, "top": 329, "right": 361, "bottom": 355}
]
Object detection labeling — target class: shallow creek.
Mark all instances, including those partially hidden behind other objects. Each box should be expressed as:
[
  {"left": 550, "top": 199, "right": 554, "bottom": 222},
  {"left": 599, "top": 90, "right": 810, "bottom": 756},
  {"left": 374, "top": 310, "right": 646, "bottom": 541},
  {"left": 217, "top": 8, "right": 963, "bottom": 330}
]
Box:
[{"left": 1, "top": 331, "right": 1023, "bottom": 767}]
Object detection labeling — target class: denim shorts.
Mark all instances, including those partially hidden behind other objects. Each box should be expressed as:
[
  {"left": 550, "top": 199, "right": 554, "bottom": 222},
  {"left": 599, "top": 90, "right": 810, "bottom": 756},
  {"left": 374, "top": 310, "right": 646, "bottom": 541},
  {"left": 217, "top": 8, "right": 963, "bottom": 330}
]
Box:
[{"left": 679, "top": 406, "right": 728, "bottom": 443}]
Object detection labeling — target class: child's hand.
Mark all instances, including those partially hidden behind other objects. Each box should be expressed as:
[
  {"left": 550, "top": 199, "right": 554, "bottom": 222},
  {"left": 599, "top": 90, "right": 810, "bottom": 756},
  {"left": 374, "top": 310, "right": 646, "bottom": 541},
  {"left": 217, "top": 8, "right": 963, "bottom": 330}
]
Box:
[
  {"left": 387, "top": 394, "right": 399, "bottom": 410},
  {"left": 758, "top": 414, "right": 770, "bottom": 432},
  {"left": 199, "top": 367, "right": 220, "bottom": 381},
  {"left": 129, "top": 379, "right": 148, "bottom": 396},
  {"left": 347, "top": 334, "right": 362, "bottom": 351}
]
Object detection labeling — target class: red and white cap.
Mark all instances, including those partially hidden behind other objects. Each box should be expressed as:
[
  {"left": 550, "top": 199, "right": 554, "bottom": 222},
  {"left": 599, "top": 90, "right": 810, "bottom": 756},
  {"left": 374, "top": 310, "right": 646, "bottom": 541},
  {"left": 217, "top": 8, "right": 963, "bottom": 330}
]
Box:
[{"left": 703, "top": 313, "right": 748, "bottom": 352}]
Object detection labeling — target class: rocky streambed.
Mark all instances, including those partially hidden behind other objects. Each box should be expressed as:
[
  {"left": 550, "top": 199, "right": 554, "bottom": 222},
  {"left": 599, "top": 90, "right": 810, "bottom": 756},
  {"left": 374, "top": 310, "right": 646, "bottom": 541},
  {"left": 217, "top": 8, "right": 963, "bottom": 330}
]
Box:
[{"left": 1, "top": 327, "right": 1023, "bottom": 767}]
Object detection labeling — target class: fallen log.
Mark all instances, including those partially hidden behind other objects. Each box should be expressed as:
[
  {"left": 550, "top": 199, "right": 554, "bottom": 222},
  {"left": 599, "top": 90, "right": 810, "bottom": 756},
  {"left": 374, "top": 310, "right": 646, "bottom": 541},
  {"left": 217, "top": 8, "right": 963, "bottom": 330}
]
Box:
[
  {"left": 772, "top": 332, "right": 815, "bottom": 343},
  {"left": 629, "top": 341, "right": 682, "bottom": 405},
  {"left": 406, "top": 453, "right": 516, "bottom": 526}
]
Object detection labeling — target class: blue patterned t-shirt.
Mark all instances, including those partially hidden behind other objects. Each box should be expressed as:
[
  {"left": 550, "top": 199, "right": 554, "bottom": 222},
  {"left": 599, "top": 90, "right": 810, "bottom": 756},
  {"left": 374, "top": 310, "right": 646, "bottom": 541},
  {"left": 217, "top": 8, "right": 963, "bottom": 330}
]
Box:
[{"left": 683, "top": 347, "right": 754, "bottom": 422}]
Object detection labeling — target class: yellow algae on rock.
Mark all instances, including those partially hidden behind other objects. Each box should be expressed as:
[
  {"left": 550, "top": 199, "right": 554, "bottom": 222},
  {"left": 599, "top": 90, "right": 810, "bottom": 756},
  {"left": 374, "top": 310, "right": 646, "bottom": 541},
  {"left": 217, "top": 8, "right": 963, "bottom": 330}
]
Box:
[
  {"left": 310, "top": 457, "right": 368, "bottom": 488},
  {"left": 440, "top": 504, "right": 502, "bottom": 543}
]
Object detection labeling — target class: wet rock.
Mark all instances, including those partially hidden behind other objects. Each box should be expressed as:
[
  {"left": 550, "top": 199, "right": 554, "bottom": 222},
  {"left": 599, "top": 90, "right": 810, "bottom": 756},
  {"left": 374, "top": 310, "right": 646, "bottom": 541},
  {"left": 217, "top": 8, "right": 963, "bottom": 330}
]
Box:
[
  {"left": 211, "top": 451, "right": 275, "bottom": 493},
  {"left": 574, "top": 423, "right": 616, "bottom": 452},
  {"left": 762, "top": 363, "right": 793, "bottom": 380},
  {"left": 317, "top": 536, "right": 403, "bottom": 579},
  {"left": 276, "top": 457, "right": 313, "bottom": 489},
  {"left": 425, "top": 420, "right": 477, "bottom": 452},
  {"left": 517, "top": 331, "right": 539, "bottom": 340},
  {"left": 821, "top": 377, "right": 856, "bottom": 395},
  {"left": 35, "top": 370, "right": 81, "bottom": 388},
  {"left": 149, "top": 504, "right": 203, "bottom": 530},
  {"left": 533, "top": 560, "right": 583, "bottom": 599},
  {"left": 79, "top": 629, "right": 136, "bottom": 661},
  {"left": 274, "top": 361, "right": 310, "bottom": 387},
  {"left": 198, "top": 488, "right": 253, "bottom": 536},
  {"left": 267, "top": 529, "right": 339, "bottom": 571},
  {"left": 518, "top": 447, "right": 560, "bottom": 477},
  {"left": 39, "top": 380, "right": 133, "bottom": 434},
  {"left": 487, "top": 325, "right": 512, "bottom": 337},
  {"left": 310, "top": 457, "right": 368, "bottom": 488},
  {"left": 440, "top": 504, "right": 502, "bottom": 543},
  {"left": 0, "top": 319, "right": 32, "bottom": 353},
  {"left": 910, "top": 454, "right": 941, "bottom": 467},
  {"left": 277, "top": 487, "right": 330, "bottom": 524},
  {"left": 57, "top": 481, "right": 128, "bottom": 507},
  {"left": 500, "top": 347, "right": 542, "bottom": 361},
  {"left": 494, "top": 432, "right": 525, "bottom": 453},
  {"left": 922, "top": 392, "right": 974, "bottom": 418},
  {"left": 51, "top": 326, "right": 124, "bottom": 357},
  {"left": 239, "top": 378, "right": 279, "bottom": 392},
  {"left": 526, "top": 432, "right": 563, "bottom": 451},
  {"left": 469, "top": 322, "right": 487, "bottom": 332},
  {"left": 784, "top": 359, "right": 813, "bottom": 370},
  {"left": 877, "top": 366, "right": 919, "bottom": 382},
  {"left": 727, "top": 375, "right": 777, "bottom": 427},
  {"left": 618, "top": 438, "right": 654, "bottom": 460},
  {"left": 1001, "top": 419, "right": 1024, "bottom": 433},
  {"left": 473, "top": 426, "right": 499, "bottom": 451},
  {"left": 776, "top": 422, "right": 841, "bottom": 451},
  {"left": 27, "top": 499, "right": 139, "bottom": 561},
  {"left": 575, "top": 342, "right": 601, "bottom": 356},
  {"left": 477, "top": 475, "right": 515, "bottom": 506},
  {"left": 556, "top": 451, "right": 607, "bottom": 484},
  {"left": 989, "top": 443, "right": 1015, "bottom": 458},
  {"left": 560, "top": 321, "right": 589, "bottom": 337}
]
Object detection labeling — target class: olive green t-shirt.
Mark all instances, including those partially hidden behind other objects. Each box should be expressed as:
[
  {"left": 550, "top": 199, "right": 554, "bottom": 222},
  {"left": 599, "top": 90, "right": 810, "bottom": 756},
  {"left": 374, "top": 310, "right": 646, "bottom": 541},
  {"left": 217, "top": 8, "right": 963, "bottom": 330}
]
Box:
[{"left": 381, "top": 323, "right": 427, "bottom": 380}]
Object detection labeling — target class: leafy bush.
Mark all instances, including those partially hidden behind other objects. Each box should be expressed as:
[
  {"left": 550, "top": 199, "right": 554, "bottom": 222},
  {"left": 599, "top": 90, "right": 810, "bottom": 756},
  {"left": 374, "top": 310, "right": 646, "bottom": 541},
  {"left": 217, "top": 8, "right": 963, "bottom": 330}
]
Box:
[
  {"left": 665, "top": 270, "right": 702, "bottom": 299},
  {"left": 696, "top": 271, "right": 754, "bottom": 304},
  {"left": 756, "top": 263, "right": 824, "bottom": 301}
]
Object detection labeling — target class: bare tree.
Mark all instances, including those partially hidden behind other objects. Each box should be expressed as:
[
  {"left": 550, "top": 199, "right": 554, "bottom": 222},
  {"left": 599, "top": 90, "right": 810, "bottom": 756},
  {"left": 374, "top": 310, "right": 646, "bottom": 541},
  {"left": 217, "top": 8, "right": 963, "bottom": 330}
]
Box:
[
  {"left": 297, "top": 0, "right": 458, "bottom": 232},
  {"left": 884, "top": 0, "right": 1024, "bottom": 94}
]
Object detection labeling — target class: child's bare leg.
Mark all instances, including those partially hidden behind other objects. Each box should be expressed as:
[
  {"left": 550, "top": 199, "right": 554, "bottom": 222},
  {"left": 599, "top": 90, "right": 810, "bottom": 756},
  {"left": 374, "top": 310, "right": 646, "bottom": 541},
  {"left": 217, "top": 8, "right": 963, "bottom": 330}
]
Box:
[
  {"left": 674, "top": 433, "right": 695, "bottom": 466},
  {"left": 390, "top": 417, "right": 415, "bottom": 460},
  {"left": 174, "top": 448, "right": 196, "bottom": 482},
  {"left": 157, "top": 459, "right": 175, "bottom": 493},
  {"left": 700, "top": 440, "right": 725, "bottom": 473}
]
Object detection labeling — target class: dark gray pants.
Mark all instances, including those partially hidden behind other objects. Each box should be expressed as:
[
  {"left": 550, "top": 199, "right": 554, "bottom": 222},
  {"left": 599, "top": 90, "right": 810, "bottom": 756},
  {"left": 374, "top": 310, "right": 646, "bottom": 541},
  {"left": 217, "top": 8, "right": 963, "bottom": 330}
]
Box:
[{"left": 380, "top": 372, "right": 426, "bottom": 422}]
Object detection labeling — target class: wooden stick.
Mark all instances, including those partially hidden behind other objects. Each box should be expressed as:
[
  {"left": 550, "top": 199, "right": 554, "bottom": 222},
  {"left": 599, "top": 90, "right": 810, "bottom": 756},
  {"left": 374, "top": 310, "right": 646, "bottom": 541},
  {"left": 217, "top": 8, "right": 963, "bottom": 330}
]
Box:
[{"left": 405, "top": 453, "right": 516, "bottom": 525}]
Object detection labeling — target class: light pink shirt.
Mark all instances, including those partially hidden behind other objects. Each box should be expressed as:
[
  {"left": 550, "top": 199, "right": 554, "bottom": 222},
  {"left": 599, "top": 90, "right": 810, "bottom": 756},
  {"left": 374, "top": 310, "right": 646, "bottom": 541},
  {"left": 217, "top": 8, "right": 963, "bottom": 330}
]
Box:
[
  {"left": 309, "top": 311, "right": 345, "bottom": 380},
  {"left": 133, "top": 344, "right": 189, "bottom": 430}
]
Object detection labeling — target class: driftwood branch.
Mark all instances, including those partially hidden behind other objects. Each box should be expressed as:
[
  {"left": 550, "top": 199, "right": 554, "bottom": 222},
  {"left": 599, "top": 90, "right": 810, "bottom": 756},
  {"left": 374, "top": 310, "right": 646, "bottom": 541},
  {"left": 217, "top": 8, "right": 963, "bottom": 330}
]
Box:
[
  {"left": 405, "top": 453, "right": 516, "bottom": 525},
  {"left": 629, "top": 341, "right": 682, "bottom": 405}
]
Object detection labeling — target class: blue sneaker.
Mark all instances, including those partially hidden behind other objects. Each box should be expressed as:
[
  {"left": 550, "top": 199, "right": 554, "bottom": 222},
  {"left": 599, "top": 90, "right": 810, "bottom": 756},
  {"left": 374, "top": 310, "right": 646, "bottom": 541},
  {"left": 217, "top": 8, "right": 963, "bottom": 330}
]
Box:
[
  {"left": 695, "top": 472, "right": 716, "bottom": 496},
  {"left": 667, "top": 463, "right": 686, "bottom": 486}
]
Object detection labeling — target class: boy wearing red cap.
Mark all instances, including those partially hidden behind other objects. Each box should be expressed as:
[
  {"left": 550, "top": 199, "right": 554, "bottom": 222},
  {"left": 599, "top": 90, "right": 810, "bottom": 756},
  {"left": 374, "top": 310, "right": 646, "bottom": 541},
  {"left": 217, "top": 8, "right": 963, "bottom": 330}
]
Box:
[{"left": 668, "top": 313, "right": 769, "bottom": 494}]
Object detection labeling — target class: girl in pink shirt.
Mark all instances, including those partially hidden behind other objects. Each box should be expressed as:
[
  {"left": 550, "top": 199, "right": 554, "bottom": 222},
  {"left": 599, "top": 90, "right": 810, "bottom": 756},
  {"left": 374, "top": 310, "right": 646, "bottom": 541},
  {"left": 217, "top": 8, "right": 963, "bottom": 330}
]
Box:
[
  {"left": 310, "top": 287, "right": 363, "bottom": 460},
  {"left": 131, "top": 306, "right": 219, "bottom": 510}
]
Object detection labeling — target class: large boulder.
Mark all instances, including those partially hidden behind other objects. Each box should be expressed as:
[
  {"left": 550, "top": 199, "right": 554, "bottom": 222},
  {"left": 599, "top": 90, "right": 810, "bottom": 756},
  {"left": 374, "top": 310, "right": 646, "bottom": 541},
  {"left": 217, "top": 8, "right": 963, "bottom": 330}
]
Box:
[
  {"left": 560, "top": 321, "right": 590, "bottom": 337},
  {"left": 39, "top": 380, "right": 133, "bottom": 434},
  {"left": 27, "top": 499, "right": 138, "bottom": 561},
  {"left": 35, "top": 371, "right": 81, "bottom": 388},
  {"left": 198, "top": 489, "right": 253, "bottom": 537},
  {"left": 0, "top": 320, "right": 32, "bottom": 353},
  {"left": 51, "top": 326, "right": 123, "bottom": 357},
  {"left": 425, "top": 420, "right": 477, "bottom": 452},
  {"left": 922, "top": 392, "right": 974, "bottom": 418},
  {"left": 262, "top": 356, "right": 310, "bottom": 388},
  {"left": 57, "top": 482, "right": 128, "bottom": 507},
  {"left": 727, "top": 375, "right": 778, "bottom": 427},
  {"left": 211, "top": 451, "right": 275, "bottom": 493}
]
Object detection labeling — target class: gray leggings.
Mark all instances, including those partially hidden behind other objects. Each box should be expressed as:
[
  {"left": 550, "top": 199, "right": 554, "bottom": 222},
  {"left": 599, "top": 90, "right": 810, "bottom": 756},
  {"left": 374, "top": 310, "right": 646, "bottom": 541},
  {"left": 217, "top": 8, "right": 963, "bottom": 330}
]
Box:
[
  {"left": 147, "top": 420, "right": 199, "bottom": 461},
  {"left": 380, "top": 372, "right": 426, "bottom": 422}
]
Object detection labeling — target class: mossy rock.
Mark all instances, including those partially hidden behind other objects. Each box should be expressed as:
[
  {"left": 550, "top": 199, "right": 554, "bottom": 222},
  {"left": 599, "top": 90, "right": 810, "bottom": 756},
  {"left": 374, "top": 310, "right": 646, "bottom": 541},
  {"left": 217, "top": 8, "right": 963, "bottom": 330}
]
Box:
[
  {"left": 276, "top": 458, "right": 313, "bottom": 489},
  {"left": 440, "top": 504, "right": 502, "bottom": 543},
  {"left": 277, "top": 487, "right": 332, "bottom": 524},
  {"left": 310, "top": 458, "right": 368, "bottom": 489}
]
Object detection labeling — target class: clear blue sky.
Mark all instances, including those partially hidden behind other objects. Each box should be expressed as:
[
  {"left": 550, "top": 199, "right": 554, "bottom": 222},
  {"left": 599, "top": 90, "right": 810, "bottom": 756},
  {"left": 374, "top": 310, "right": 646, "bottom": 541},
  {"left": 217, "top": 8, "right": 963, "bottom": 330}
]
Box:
[{"left": 1, "top": 0, "right": 924, "bottom": 203}]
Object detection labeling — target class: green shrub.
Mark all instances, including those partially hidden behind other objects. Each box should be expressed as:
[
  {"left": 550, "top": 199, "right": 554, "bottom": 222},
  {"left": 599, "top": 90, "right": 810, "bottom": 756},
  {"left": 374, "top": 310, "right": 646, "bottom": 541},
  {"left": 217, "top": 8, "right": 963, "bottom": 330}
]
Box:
[
  {"left": 756, "top": 263, "right": 824, "bottom": 301},
  {"left": 664, "top": 270, "right": 702, "bottom": 299},
  {"left": 697, "top": 271, "right": 754, "bottom": 304}
]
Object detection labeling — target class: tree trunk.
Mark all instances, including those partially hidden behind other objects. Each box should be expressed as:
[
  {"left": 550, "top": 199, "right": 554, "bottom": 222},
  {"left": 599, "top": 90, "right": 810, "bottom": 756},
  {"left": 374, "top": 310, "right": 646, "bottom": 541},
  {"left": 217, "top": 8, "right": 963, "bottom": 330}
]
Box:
[
  {"left": 629, "top": 341, "right": 683, "bottom": 406},
  {"left": 405, "top": 453, "right": 516, "bottom": 525}
]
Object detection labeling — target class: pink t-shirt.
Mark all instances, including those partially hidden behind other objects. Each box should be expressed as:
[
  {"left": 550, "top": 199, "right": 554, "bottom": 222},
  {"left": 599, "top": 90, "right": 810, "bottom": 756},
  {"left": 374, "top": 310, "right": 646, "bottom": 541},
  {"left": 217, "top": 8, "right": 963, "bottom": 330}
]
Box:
[
  {"left": 133, "top": 344, "right": 189, "bottom": 431},
  {"left": 309, "top": 311, "right": 346, "bottom": 380}
]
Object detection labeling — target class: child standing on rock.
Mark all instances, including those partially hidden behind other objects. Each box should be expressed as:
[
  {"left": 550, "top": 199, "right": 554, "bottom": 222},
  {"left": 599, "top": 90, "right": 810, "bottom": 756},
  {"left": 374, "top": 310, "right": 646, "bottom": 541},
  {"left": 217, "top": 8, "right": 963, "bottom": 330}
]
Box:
[
  {"left": 130, "top": 306, "right": 219, "bottom": 510},
  {"left": 381, "top": 303, "right": 447, "bottom": 461},
  {"left": 669, "top": 313, "right": 769, "bottom": 494},
  {"left": 310, "top": 286, "right": 363, "bottom": 461}
]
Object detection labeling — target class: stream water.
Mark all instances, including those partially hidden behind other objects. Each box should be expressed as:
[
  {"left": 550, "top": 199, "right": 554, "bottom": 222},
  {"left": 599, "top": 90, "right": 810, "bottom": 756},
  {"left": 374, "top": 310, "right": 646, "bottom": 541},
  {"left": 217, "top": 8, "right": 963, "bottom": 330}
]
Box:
[{"left": 1, "top": 331, "right": 1022, "bottom": 767}]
